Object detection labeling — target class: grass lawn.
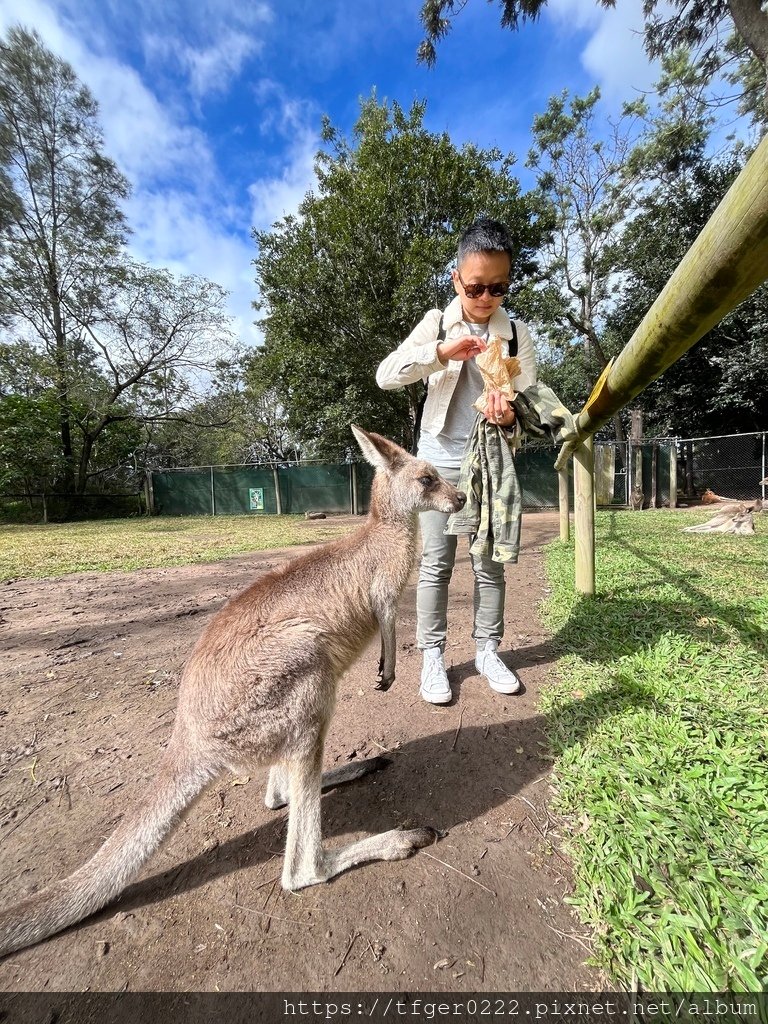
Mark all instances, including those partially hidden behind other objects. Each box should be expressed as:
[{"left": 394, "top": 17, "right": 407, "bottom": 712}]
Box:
[
  {"left": 0, "top": 514, "right": 352, "bottom": 581},
  {"left": 540, "top": 509, "right": 768, "bottom": 991}
]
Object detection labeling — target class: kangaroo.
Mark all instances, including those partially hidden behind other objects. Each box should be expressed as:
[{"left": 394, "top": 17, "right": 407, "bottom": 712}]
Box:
[
  {"left": 682, "top": 500, "right": 759, "bottom": 535},
  {"left": 0, "top": 426, "right": 466, "bottom": 957}
]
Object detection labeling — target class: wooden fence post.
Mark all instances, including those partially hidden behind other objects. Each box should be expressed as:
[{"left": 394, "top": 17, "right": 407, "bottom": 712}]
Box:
[
  {"left": 574, "top": 436, "right": 595, "bottom": 597},
  {"left": 558, "top": 468, "right": 570, "bottom": 542}
]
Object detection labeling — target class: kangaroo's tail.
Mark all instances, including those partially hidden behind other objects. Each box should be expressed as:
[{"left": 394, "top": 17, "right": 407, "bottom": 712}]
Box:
[{"left": 0, "top": 754, "right": 214, "bottom": 957}]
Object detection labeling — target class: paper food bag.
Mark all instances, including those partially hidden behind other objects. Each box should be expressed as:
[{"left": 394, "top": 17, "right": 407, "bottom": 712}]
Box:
[{"left": 472, "top": 334, "right": 521, "bottom": 413}]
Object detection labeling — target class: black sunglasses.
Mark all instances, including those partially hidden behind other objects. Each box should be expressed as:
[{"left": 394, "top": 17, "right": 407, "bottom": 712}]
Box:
[{"left": 457, "top": 269, "right": 510, "bottom": 299}]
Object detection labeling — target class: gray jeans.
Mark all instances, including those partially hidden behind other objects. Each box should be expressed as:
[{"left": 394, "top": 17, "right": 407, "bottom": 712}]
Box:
[{"left": 416, "top": 465, "right": 506, "bottom": 651}]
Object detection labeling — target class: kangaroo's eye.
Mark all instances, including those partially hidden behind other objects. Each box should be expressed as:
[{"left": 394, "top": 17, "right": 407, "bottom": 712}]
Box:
[{"left": 419, "top": 476, "right": 436, "bottom": 488}]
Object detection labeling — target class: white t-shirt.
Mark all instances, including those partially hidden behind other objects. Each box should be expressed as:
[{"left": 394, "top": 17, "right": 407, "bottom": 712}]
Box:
[{"left": 417, "top": 321, "right": 488, "bottom": 470}]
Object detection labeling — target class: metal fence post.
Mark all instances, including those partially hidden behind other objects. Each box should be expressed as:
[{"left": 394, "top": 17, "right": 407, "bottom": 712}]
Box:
[
  {"left": 763, "top": 432, "right": 766, "bottom": 501},
  {"left": 351, "top": 463, "right": 358, "bottom": 515},
  {"left": 650, "top": 442, "right": 658, "bottom": 508},
  {"left": 669, "top": 444, "right": 678, "bottom": 509},
  {"left": 273, "top": 467, "right": 282, "bottom": 515},
  {"left": 145, "top": 471, "right": 155, "bottom": 516},
  {"left": 210, "top": 466, "right": 216, "bottom": 516}
]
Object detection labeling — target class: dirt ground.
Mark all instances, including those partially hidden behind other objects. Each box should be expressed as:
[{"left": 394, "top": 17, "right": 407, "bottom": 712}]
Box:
[{"left": 0, "top": 511, "right": 605, "bottom": 994}]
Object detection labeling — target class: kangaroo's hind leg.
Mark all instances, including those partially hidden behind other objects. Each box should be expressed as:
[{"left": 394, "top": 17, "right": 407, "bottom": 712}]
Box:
[
  {"left": 265, "top": 757, "right": 391, "bottom": 811},
  {"left": 280, "top": 743, "right": 437, "bottom": 891}
]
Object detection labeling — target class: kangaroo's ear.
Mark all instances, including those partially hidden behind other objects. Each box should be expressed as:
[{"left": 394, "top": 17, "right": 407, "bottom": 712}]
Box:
[{"left": 351, "top": 425, "right": 407, "bottom": 472}]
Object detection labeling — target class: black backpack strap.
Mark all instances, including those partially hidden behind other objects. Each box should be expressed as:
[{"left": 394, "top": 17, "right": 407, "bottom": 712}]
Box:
[
  {"left": 412, "top": 314, "right": 444, "bottom": 454},
  {"left": 509, "top": 319, "right": 518, "bottom": 356},
  {"left": 436, "top": 313, "right": 446, "bottom": 343}
]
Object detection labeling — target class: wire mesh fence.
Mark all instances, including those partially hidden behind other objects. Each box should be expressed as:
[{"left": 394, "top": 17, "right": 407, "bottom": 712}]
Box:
[
  {"left": 0, "top": 492, "right": 145, "bottom": 523},
  {"left": 674, "top": 432, "right": 766, "bottom": 502}
]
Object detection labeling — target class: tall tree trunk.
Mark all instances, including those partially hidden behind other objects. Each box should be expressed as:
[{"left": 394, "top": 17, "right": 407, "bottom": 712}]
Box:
[
  {"left": 586, "top": 324, "right": 626, "bottom": 445},
  {"left": 51, "top": 300, "right": 76, "bottom": 494},
  {"left": 729, "top": 0, "right": 768, "bottom": 117}
]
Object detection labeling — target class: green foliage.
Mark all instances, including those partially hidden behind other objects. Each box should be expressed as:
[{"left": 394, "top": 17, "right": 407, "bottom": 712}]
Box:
[
  {"left": 253, "top": 94, "right": 548, "bottom": 458},
  {"left": 542, "top": 510, "right": 768, "bottom": 990},
  {"left": 146, "top": 350, "right": 302, "bottom": 468},
  {"left": 0, "top": 392, "right": 63, "bottom": 492},
  {"left": 523, "top": 88, "right": 646, "bottom": 438}
]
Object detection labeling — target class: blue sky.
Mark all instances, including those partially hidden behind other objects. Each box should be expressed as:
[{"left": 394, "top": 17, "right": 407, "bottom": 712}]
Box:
[{"left": 0, "top": 0, "right": 663, "bottom": 344}]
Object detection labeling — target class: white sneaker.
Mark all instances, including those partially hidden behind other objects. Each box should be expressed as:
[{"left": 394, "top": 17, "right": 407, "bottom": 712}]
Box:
[
  {"left": 475, "top": 640, "right": 521, "bottom": 695},
  {"left": 420, "top": 647, "right": 452, "bottom": 705}
]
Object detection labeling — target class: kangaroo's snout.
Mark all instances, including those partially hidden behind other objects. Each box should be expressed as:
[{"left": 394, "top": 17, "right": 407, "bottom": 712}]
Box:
[{"left": 455, "top": 490, "right": 467, "bottom": 510}]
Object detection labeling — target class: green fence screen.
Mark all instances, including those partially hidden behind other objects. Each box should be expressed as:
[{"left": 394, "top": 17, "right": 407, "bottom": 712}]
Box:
[
  {"left": 152, "top": 464, "right": 361, "bottom": 516},
  {"left": 151, "top": 447, "right": 627, "bottom": 518}
]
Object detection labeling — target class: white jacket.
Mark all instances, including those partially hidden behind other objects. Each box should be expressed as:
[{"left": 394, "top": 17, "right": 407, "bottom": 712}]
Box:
[{"left": 376, "top": 295, "right": 538, "bottom": 437}]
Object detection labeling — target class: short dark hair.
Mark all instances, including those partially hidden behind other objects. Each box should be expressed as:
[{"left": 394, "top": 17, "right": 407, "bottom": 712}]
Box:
[{"left": 458, "top": 217, "right": 513, "bottom": 270}]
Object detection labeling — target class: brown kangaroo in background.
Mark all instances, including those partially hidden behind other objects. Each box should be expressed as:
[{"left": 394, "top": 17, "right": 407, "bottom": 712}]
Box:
[{"left": 0, "top": 427, "right": 466, "bottom": 957}]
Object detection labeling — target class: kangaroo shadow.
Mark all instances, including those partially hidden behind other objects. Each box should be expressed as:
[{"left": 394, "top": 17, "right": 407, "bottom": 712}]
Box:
[{"left": 112, "top": 680, "right": 655, "bottom": 921}]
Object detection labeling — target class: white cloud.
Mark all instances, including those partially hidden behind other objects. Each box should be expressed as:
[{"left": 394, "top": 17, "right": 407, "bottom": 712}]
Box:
[
  {"left": 183, "top": 32, "right": 262, "bottom": 97},
  {"left": 126, "top": 190, "right": 259, "bottom": 344},
  {"left": 545, "top": 0, "right": 659, "bottom": 102},
  {"left": 248, "top": 82, "right": 319, "bottom": 232},
  {"left": 0, "top": 0, "right": 267, "bottom": 344},
  {"left": 0, "top": 0, "right": 214, "bottom": 185}
]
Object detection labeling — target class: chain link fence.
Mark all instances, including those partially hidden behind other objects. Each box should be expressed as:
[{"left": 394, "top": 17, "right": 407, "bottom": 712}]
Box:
[
  {"left": 0, "top": 492, "right": 145, "bottom": 523},
  {"left": 614, "top": 431, "right": 766, "bottom": 509},
  {"left": 674, "top": 431, "right": 766, "bottom": 502}
]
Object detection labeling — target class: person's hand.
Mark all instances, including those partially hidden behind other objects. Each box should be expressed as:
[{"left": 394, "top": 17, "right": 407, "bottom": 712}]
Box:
[
  {"left": 437, "top": 334, "right": 487, "bottom": 364},
  {"left": 483, "top": 388, "right": 516, "bottom": 428}
]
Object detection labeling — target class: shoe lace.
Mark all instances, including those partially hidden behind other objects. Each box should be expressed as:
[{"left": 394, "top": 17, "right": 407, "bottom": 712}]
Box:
[
  {"left": 483, "top": 649, "right": 514, "bottom": 677},
  {"left": 423, "top": 654, "right": 447, "bottom": 687}
]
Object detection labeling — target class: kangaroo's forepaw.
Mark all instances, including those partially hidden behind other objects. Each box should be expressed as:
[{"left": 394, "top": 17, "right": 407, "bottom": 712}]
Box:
[{"left": 375, "top": 674, "right": 394, "bottom": 691}]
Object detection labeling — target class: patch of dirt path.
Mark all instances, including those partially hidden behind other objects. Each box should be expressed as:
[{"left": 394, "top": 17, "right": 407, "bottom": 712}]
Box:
[{"left": 0, "top": 512, "right": 604, "bottom": 993}]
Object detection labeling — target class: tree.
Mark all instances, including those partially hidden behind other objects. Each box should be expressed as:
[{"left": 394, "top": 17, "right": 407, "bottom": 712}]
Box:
[
  {"left": 145, "top": 351, "right": 302, "bottom": 468},
  {"left": 74, "top": 263, "right": 234, "bottom": 487},
  {"left": 524, "top": 88, "right": 648, "bottom": 442},
  {"left": 418, "top": 0, "right": 768, "bottom": 125},
  {"left": 602, "top": 52, "right": 768, "bottom": 437},
  {"left": 0, "top": 26, "right": 130, "bottom": 491},
  {"left": 0, "top": 392, "right": 64, "bottom": 495},
  {"left": 0, "top": 27, "right": 236, "bottom": 494},
  {"left": 253, "top": 94, "right": 549, "bottom": 458}
]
